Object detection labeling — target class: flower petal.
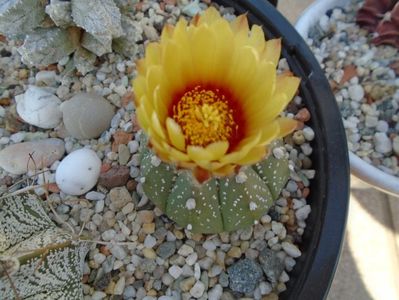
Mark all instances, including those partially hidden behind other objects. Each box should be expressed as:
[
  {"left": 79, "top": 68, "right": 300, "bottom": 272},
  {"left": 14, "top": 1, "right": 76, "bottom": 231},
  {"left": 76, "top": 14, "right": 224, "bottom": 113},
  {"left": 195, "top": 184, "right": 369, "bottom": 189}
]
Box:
[
  {"left": 198, "top": 6, "right": 221, "bottom": 25},
  {"left": 151, "top": 111, "right": 167, "bottom": 140},
  {"left": 276, "top": 117, "right": 298, "bottom": 138},
  {"left": 187, "top": 145, "right": 214, "bottom": 162},
  {"left": 275, "top": 74, "right": 301, "bottom": 101},
  {"left": 205, "top": 141, "right": 229, "bottom": 160},
  {"left": 261, "top": 38, "right": 281, "bottom": 66},
  {"left": 166, "top": 117, "right": 186, "bottom": 151},
  {"left": 230, "top": 14, "right": 249, "bottom": 34},
  {"left": 248, "top": 25, "right": 266, "bottom": 53},
  {"left": 235, "top": 146, "right": 267, "bottom": 165}
]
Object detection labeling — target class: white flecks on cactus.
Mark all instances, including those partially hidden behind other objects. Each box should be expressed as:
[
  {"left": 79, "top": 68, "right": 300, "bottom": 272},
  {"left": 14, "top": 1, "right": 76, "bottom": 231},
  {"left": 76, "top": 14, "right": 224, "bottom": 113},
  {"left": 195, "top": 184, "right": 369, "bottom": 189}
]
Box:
[
  {"left": 185, "top": 198, "right": 196, "bottom": 210},
  {"left": 272, "top": 147, "right": 286, "bottom": 159},
  {"left": 150, "top": 155, "right": 162, "bottom": 167},
  {"left": 235, "top": 171, "right": 248, "bottom": 183},
  {"left": 55, "top": 148, "right": 101, "bottom": 195},
  {"left": 187, "top": 224, "right": 193, "bottom": 230},
  {"left": 16, "top": 86, "right": 63, "bottom": 129},
  {"left": 249, "top": 201, "right": 258, "bottom": 211},
  {"left": 0, "top": 193, "right": 89, "bottom": 298}
]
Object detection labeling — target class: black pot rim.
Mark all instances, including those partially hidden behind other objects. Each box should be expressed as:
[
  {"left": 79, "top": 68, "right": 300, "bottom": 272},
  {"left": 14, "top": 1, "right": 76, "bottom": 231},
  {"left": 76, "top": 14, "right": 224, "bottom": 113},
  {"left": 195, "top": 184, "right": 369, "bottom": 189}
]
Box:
[{"left": 214, "top": 1, "right": 350, "bottom": 299}]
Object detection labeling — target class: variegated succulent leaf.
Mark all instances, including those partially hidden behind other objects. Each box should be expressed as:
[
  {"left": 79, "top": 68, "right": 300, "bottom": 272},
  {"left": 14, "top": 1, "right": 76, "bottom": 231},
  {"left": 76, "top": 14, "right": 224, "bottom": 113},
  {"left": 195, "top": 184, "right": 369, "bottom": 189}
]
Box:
[
  {"left": 0, "top": 0, "right": 46, "bottom": 38},
  {"left": 139, "top": 140, "right": 290, "bottom": 233},
  {"left": 0, "top": 193, "right": 89, "bottom": 300}
]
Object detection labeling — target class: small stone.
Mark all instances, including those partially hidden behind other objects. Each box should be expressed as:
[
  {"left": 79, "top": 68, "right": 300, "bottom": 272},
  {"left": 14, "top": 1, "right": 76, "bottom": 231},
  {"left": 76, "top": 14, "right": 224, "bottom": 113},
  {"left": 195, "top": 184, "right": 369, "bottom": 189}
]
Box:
[
  {"left": 0, "top": 138, "right": 65, "bottom": 175},
  {"left": 156, "top": 242, "right": 176, "bottom": 259},
  {"left": 144, "top": 235, "right": 157, "bottom": 248},
  {"left": 110, "top": 245, "right": 127, "bottom": 260},
  {"left": 258, "top": 248, "right": 285, "bottom": 284},
  {"left": 185, "top": 252, "right": 198, "bottom": 266},
  {"left": 348, "top": 84, "right": 364, "bottom": 101},
  {"left": 393, "top": 136, "right": 399, "bottom": 155},
  {"left": 180, "top": 276, "right": 196, "bottom": 292},
  {"left": 113, "top": 276, "right": 125, "bottom": 295},
  {"left": 137, "top": 210, "right": 154, "bottom": 224},
  {"left": 227, "top": 258, "right": 263, "bottom": 294},
  {"left": 92, "top": 291, "right": 107, "bottom": 300},
  {"left": 94, "top": 253, "right": 106, "bottom": 264},
  {"left": 295, "top": 205, "right": 311, "bottom": 221},
  {"left": 86, "top": 191, "right": 106, "bottom": 201},
  {"left": 16, "top": 86, "right": 62, "bottom": 129},
  {"left": 227, "top": 246, "right": 242, "bottom": 258},
  {"left": 203, "top": 240, "right": 217, "bottom": 251},
  {"left": 128, "top": 140, "right": 139, "bottom": 153},
  {"left": 142, "top": 248, "right": 157, "bottom": 259},
  {"left": 302, "top": 127, "right": 315, "bottom": 141},
  {"left": 190, "top": 281, "right": 205, "bottom": 298},
  {"left": 365, "top": 115, "right": 378, "bottom": 128},
  {"left": 35, "top": 70, "right": 58, "bottom": 85},
  {"left": 376, "top": 120, "right": 389, "bottom": 133},
  {"left": 61, "top": 93, "right": 115, "bottom": 139},
  {"left": 109, "top": 187, "right": 132, "bottom": 211},
  {"left": 294, "top": 108, "right": 310, "bottom": 122},
  {"left": 282, "top": 242, "right": 301, "bottom": 258},
  {"left": 208, "top": 284, "right": 223, "bottom": 300},
  {"left": 98, "top": 165, "right": 130, "bottom": 189},
  {"left": 182, "top": 0, "right": 202, "bottom": 17},
  {"left": 178, "top": 244, "right": 194, "bottom": 257},
  {"left": 168, "top": 265, "right": 183, "bottom": 279},
  {"left": 142, "top": 223, "right": 156, "bottom": 234},
  {"left": 374, "top": 133, "right": 392, "bottom": 154},
  {"left": 118, "top": 144, "right": 131, "bottom": 165},
  {"left": 293, "top": 131, "right": 305, "bottom": 145},
  {"left": 259, "top": 281, "right": 273, "bottom": 295},
  {"left": 123, "top": 286, "right": 136, "bottom": 298}
]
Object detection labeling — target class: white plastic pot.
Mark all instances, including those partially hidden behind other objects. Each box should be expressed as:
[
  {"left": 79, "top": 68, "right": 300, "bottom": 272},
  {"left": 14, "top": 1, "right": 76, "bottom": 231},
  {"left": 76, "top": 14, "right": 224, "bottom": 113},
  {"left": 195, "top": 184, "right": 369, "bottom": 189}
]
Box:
[{"left": 295, "top": 0, "right": 399, "bottom": 196}]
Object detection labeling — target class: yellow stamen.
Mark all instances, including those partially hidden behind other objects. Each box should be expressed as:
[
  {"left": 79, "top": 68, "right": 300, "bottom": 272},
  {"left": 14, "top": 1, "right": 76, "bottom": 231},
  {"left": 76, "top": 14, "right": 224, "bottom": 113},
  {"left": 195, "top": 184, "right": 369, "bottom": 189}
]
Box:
[{"left": 172, "top": 85, "right": 236, "bottom": 147}]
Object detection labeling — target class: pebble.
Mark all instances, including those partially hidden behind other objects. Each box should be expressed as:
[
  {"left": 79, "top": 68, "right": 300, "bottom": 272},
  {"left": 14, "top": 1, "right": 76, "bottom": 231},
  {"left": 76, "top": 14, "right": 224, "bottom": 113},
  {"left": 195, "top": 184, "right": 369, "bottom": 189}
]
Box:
[
  {"left": 393, "top": 136, "right": 399, "bottom": 155},
  {"left": 208, "top": 284, "right": 223, "bottom": 300},
  {"left": 55, "top": 148, "right": 101, "bottom": 195},
  {"left": 114, "top": 276, "right": 125, "bottom": 295},
  {"left": 0, "top": 138, "right": 65, "bottom": 175},
  {"left": 156, "top": 242, "right": 176, "bottom": 259},
  {"left": 227, "top": 258, "right": 263, "bottom": 294},
  {"left": 98, "top": 165, "right": 130, "bottom": 189},
  {"left": 144, "top": 235, "right": 157, "bottom": 248},
  {"left": 61, "top": 92, "right": 115, "bottom": 139},
  {"left": 258, "top": 248, "right": 285, "bottom": 284},
  {"left": 190, "top": 281, "right": 205, "bottom": 298},
  {"left": 348, "top": 84, "right": 364, "bottom": 101},
  {"left": 85, "top": 191, "right": 106, "bottom": 201},
  {"left": 35, "top": 70, "right": 58, "bottom": 85},
  {"left": 178, "top": 244, "right": 194, "bottom": 257},
  {"left": 168, "top": 265, "right": 183, "bottom": 279},
  {"left": 109, "top": 187, "right": 132, "bottom": 211},
  {"left": 296, "top": 205, "right": 311, "bottom": 221},
  {"left": 374, "top": 133, "right": 392, "bottom": 154},
  {"left": 110, "top": 245, "right": 127, "bottom": 260},
  {"left": 282, "top": 242, "right": 302, "bottom": 258},
  {"left": 15, "top": 86, "right": 62, "bottom": 129}
]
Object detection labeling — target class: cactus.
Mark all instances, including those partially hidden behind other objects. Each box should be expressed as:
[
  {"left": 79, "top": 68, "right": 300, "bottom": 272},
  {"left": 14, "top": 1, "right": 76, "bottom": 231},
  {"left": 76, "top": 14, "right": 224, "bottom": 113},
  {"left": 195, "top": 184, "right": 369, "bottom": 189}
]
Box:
[
  {"left": 0, "top": 0, "right": 141, "bottom": 74},
  {"left": 0, "top": 193, "right": 89, "bottom": 299},
  {"left": 139, "top": 139, "right": 290, "bottom": 233}
]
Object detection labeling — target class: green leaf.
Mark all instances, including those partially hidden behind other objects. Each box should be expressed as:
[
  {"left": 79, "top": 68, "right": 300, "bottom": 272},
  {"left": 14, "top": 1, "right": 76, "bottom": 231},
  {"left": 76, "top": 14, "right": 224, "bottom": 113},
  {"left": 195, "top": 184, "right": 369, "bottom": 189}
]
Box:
[
  {"left": 219, "top": 167, "right": 274, "bottom": 232},
  {"left": 166, "top": 172, "right": 224, "bottom": 233}
]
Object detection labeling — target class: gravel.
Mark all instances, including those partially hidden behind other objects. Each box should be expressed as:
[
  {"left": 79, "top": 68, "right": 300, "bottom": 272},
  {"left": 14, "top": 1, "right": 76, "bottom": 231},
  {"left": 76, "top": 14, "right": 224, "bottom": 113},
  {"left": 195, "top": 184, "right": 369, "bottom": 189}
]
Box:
[
  {"left": 0, "top": 0, "right": 316, "bottom": 299},
  {"left": 306, "top": 0, "right": 399, "bottom": 177}
]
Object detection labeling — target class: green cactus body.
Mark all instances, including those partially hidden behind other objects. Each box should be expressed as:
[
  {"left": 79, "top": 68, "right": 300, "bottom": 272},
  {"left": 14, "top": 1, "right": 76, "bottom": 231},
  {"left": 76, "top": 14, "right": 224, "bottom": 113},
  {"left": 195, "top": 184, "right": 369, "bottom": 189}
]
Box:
[
  {"left": 139, "top": 139, "right": 290, "bottom": 233},
  {"left": 0, "top": 193, "right": 89, "bottom": 300}
]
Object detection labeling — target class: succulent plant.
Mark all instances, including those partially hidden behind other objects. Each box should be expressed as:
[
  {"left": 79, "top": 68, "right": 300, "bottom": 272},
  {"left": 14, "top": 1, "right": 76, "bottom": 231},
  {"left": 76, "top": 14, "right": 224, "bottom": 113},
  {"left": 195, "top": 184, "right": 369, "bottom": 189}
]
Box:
[
  {"left": 357, "top": 0, "right": 399, "bottom": 49},
  {"left": 0, "top": 193, "right": 89, "bottom": 299},
  {"left": 133, "top": 8, "right": 298, "bottom": 233},
  {"left": 0, "top": 0, "right": 141, "bottom": 74},
  {"left": 139, "top": 138, "right": 290, "bottom": 233}
]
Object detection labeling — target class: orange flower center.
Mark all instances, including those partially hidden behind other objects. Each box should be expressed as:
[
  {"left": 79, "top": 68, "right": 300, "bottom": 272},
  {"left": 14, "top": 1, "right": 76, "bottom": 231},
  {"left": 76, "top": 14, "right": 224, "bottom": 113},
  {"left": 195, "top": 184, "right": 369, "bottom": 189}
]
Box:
[{"left": 171, "top": 85, "right": 240, "bottom": 148}]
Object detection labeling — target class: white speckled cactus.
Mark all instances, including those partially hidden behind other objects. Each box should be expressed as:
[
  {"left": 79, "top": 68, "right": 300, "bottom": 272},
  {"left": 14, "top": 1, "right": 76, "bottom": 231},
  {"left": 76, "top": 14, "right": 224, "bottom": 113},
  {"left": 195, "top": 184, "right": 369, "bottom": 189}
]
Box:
[
  {"left": 0, "top": 0, "right": 141, "bottom": 74},
  {"left": 0, "top": 193, "right": 89, "bottom": 299},
  {"left": 139, "top": 139, "right": 290, "bottom": 233}
]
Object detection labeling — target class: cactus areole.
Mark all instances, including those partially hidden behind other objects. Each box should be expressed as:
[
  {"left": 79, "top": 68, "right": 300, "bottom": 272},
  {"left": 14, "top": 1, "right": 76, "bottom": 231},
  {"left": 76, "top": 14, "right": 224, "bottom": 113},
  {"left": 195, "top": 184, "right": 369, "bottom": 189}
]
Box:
[{"left": 133, "top": 8, "right": 300, "bottom": 233}]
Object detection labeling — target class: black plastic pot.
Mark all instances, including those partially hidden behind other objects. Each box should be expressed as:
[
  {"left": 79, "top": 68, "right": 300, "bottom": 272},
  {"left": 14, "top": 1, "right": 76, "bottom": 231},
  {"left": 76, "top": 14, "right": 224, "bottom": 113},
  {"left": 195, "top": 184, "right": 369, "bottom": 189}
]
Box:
[{"left": 214, "top": 1, "right": 350, "bottom": 299}]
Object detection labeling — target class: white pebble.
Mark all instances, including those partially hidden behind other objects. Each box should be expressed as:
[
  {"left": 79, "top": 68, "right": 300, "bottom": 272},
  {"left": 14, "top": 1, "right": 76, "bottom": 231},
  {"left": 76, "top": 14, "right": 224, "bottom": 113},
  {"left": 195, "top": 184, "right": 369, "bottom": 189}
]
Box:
[
  {"left": 85, "top": 191, "right": 105, "bottom": 201},
  {"left": 203, "top": 240, "right": 217, "bottom": 251},
  {"left": 365, "top": 115, "right": 378, "bottom": 128},
  {"left": 186, "top": 252, "right": 198, "bottom": 266},
  {"left": 302, "top": 127, "right": 315, "bottom": 141},
  {"left": 178, "top": 245, "right": 194, "bottom": 257},
  {"left": 282, "top": 242, "right": 301, "bottom": 258},
  {"left": 348, "top": 84, "right": 364, "bottom": 101},
  {"left": 374, "top": 132, "right": 392, "bottom": 154},
  {"left": 128, "top": 140, "right": 139, "bottom": 153},
  {"left": 190, "top": 281, "right": 205, "bottom": 298},
  {"left": 10, "top": 132, "right": 25, "bottom": 143},
  {"left": 93, "top": 253, "right": 106, "bottom": 264},
  {"left": 296, "top": 205, "right": 311, "bottom": 221},
  {"left": 113, "top": 277, "right": 125, "bottom": 295},
  {"left": 144, "top": 235, "right": 157, "bottom": 248},
  {"left": 376, "top": 120, "right": 389, "bottom": 133},
  {"left": 55, "top": 148, "right": 101, "bottom": 195},
  {"left": 168, "top": 265, "right": 183, "bottom": 279},
  {"left": 259, "top": 281, "right": 272, "bottom": 295},
  {"left": 208, "top": 284, "right": 223, "bottom": 300}
]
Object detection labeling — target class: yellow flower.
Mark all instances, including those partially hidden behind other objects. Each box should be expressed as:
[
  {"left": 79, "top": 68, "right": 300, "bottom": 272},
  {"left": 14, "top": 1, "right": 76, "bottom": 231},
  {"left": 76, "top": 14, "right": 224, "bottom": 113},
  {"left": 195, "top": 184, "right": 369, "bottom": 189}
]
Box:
[{"left": 133, "top": 7, "right": 300, "bottom": 180}]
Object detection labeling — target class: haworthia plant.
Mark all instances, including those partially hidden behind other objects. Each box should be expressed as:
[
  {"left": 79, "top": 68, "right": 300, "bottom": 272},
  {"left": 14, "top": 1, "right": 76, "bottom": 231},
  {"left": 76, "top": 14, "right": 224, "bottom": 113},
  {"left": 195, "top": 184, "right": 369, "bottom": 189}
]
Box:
[
  {"left": 0, "top": 0, "right": 141, "bottom": 74},
  {"left": 140, "top": 140, "right": 290, "bottom": 233},
  {"left": 0, "top": 193, "right": 89, "bottom": 299}
]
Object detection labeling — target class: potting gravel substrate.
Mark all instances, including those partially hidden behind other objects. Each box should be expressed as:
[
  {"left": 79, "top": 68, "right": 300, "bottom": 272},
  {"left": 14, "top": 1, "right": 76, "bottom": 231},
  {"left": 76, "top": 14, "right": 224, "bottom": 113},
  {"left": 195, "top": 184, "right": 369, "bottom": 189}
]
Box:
[
  {"left": 0, "top": 1, "right": 349, "bottom": 300},
  {"left": 304, "top": 0, "right": 399, "bottom": 177}
]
